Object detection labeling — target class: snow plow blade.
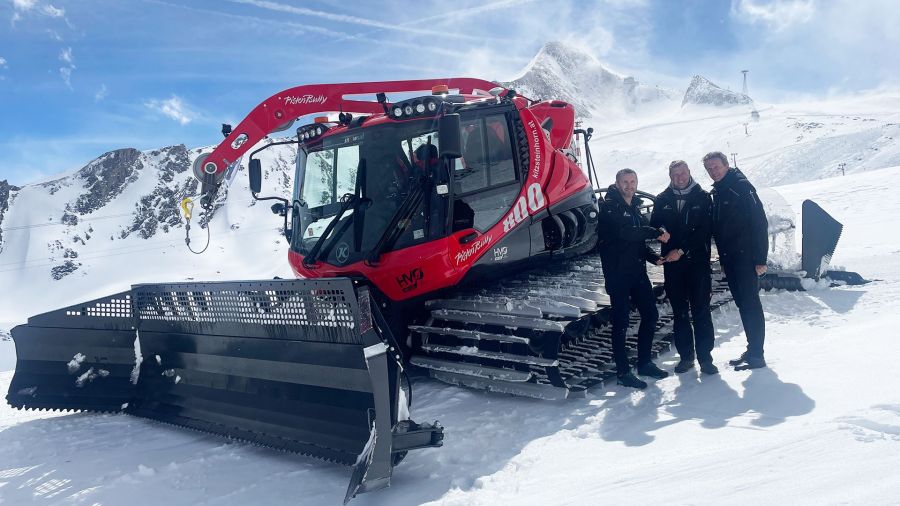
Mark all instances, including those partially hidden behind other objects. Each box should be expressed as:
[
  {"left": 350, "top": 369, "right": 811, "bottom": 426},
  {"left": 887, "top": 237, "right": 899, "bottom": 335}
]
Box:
[
  {"left": 800, "top": 199, "right": 851, "bottom": 281},
  {"left": 760, "top": 199, "right": 868, "bottom": 291},
  {"left": 6, "top": 278, "right": 442, "bottom": 502}
]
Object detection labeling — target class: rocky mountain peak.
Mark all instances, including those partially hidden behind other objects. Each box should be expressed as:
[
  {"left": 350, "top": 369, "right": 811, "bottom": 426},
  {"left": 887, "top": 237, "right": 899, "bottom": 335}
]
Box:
[
  {"left": 506, "top": 41, "right": 677, "bottom": 118},
  {"left": 0, "top": 179, "right": 21, "bottom": 251},
  {"left": 682, "top": 75, "right": 752, "bottom": 107},
  {"left": 73, "top": 148, "right": 143, "bottom": 215}
]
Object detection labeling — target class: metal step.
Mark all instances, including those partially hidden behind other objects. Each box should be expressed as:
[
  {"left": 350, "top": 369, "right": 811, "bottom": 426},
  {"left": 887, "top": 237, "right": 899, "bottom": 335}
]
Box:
[
  {"left": 409, "top": 356, "right": 533, "bottom": 382},
  {"left": 429, "top": 309, "right": 566, "bottom": 332},
  {"left": 419, "top": 344, "right": 558, "bottom": 367},
  {"left": 408, "top": 325, "right": 530, "bottom": 344},
  {"left": 425, "top": 299, "right": 543, "bottom": 318}
]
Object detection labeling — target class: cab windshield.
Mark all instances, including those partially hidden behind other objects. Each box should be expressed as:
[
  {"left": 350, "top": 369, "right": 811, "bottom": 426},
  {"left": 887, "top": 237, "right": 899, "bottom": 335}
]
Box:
[{"left": 291, "top": 120, "right": 443, "bottom": 266}]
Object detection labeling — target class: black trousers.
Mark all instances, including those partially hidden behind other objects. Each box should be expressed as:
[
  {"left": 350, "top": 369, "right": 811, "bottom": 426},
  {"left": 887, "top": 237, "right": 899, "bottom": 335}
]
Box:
[
  {"left": 664, "top": 261, "right": 714, "bottom": 364},
  {"left": 721, "top": 258, "right": 766, "bottom": 358},
  {"left": 605, "top": 271, "right": 659, "bottom": 374}
]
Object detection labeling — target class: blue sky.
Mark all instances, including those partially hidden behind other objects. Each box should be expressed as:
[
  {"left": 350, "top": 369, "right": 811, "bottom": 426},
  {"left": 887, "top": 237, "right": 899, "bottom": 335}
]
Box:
[{"left": 1, "top": 0, "right": 898, "bottom": 184}]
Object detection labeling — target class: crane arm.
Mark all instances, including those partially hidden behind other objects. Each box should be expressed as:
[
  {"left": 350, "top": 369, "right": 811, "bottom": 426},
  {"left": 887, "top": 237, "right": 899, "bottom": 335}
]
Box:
[{"left": 196, "top": 78, "right": 502, "bottom": 206}]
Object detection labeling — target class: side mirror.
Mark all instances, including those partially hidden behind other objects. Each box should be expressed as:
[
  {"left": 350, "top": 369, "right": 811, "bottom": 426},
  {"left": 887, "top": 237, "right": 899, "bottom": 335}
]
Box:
[
  {"left": 271, "top": 202, "right": 287, "bottom": 216},
  {"left": 249, "top": 158, "right": 262, "bottom": 193},
  {"left": 439, "top": 113, "right": 462, "bottom": 159}
]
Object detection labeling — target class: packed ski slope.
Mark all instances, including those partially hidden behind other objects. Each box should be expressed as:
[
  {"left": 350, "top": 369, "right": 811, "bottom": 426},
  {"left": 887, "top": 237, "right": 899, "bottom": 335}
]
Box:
[{"left": 589, "top": 90, "right": 900, "bottom": 191}]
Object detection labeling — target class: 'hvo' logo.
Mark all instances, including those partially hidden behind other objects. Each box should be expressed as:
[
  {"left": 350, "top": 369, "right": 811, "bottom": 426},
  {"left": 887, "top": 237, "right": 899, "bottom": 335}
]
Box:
[{"left": 396, "top": 268, "right": 424, "bottom": 293}]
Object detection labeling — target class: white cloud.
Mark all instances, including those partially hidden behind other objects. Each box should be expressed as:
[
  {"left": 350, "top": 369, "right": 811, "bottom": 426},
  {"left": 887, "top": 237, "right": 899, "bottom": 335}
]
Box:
[
  {"left": 11, "top": 0, "right": 68, "bottom": 23},
  {"left": 145, "top": 95, "right": 198, "bottom": 125},
  {"left": 732, "top": 0, "right": 815, "bottom": 31},
  {"left": 12, "top": 0, "right": 37, "bottom": 10},
  {"left": 720, "top": 0, "right": 900, "bottom": 99},
  {"left": 58, "top": 46, "right": 75, "bottom": 88},
  {"left": 231, "top": 0, "right": 496, "bottom": 42},
  {"left": 59, "top": 66, "right": 72, "bottom": 88},
  {"left": 40, "top": 4, "right": 64, "bottom": 17},
  {"left": 0, "top": 56, "right": 7, "bottom": 68},
  {"left": 95, "top": 84, "right": 108, "bottom": 102},
  {"left": 59, "top": 46, "right": 73, "bottom": 64}
]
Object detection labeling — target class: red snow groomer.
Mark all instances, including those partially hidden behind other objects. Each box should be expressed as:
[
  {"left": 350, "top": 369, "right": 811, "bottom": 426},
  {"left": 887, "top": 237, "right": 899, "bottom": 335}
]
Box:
[{"left": 7, "top": 78, "right": 864, "bottom": 502}]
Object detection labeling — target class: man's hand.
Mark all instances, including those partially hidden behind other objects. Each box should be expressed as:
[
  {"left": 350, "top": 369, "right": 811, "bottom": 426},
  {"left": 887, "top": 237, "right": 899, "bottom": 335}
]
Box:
[
  {"left": 657, "top": 229, "right": 671, "bottom": 243},
  {"left": 665, "top": 249, "right": 683, "bottom": 262},
  {"left": 755, "top": 264, "right": 768, "bottom": 276}
]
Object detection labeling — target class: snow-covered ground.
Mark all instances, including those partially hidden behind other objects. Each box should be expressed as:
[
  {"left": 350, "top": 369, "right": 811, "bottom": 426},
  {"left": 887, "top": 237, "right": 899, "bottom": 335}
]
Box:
[
  {"left": 3, "top": 64, "right": 900, "bottom": 504},
  {"left": 3, "top": 162, "right": 899, "bottom": 504}
]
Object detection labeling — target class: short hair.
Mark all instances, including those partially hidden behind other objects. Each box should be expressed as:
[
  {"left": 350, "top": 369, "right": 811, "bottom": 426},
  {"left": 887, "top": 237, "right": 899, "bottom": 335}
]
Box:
[
  {"left": 668, "top": 160, "right": 688, "bottom": 172},
  {"left": 702, "top": 151, "right": 729, "bottom": 167},
  {"left": 615, "top": 168, "right": 637, "bottom": 182}
]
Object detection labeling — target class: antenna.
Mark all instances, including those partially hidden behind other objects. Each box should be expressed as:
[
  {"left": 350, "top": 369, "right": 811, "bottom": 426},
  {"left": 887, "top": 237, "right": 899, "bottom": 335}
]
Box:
[{"left": 741, "top": 70, "right": 749, "bottom": 96}]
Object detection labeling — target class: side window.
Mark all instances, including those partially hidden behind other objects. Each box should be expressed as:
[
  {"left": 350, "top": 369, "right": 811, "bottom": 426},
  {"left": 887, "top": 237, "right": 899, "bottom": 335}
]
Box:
[
  {"left": 335, "top": 145, "right": 359, "bottom": 198},
  {"left": 485, "top": 115, "right": 515, "bottom": 185},
  {"left": 304, "top": 150, "right": 335, "bottom": 207},
  {"left": 303, "top": 145, "right": 359, "bottom": 206},
  {"left": 456, "top": 119, "right": 488, "bottom": 193},
  {"left": 452, "top": 114, "right": 520, "bottom": 233}
]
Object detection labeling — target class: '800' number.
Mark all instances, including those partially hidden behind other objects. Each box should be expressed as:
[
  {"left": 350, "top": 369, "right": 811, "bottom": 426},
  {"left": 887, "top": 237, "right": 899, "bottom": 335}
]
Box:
[{"left": 502, "top": 183, "right": 545, "bottom": 233}]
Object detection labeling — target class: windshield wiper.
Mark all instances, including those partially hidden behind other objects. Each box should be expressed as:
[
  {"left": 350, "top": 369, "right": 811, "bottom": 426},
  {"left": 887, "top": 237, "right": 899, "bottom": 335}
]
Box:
[
  {"left": 366, "top": 142, "right": 434, "bottom": 264},
  {"left": 303, "top": 193, "right": 358, "bottom": 267}
]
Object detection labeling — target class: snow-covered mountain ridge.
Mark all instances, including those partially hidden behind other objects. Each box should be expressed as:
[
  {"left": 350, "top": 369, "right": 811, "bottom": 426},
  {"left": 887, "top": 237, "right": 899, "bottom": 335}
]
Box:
[{"left": 505, "top": 41, "right": 679, "bottom": 119}]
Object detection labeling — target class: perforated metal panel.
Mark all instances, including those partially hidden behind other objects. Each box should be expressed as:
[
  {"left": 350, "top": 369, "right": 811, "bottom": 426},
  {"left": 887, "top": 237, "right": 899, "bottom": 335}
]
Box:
[
  {"left": 25, "top": 291, "right": 135, "bottom": 330},
  {"left": 64, "top": 295, "right": 132, "bottom": 318},
  {"left": 132, "top": 279, "right": 363, "bottom": 344}
]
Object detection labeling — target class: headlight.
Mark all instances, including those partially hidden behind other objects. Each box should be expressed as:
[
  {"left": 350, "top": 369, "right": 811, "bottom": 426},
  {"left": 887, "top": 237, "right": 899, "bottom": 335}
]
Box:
[
  {"left": 393, "top": 106, "right": 403, "bottom": 118},
  {"left": 415, "top": 103, "right": 425, "bottom": 114},
  {"left": 404, "top": 104, "right": 414, "bottom": 116},
  {"left": 426, "top": 100, "right": 438, "bottom": 112}
]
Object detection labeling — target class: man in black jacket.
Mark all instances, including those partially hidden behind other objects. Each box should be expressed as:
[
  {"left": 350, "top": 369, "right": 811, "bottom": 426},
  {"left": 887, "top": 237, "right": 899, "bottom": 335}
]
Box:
[
  {"left": 598, "top": 168, "right": 671, "bottom": 389},
  {"left": 703, "top": 152, "right": 769, "bottom": 370},
  {"left": 651, "top": 160, "right": 718, "bottom": 375}
]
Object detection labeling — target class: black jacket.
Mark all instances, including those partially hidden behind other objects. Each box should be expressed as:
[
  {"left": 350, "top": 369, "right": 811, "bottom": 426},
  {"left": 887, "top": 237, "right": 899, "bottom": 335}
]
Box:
[
  {"left": 650, "top": 184, "right": 712, "bottom": 265},
  {"left": 710, "top": 169, "right": 768, "bottom": 265},
  {"left": 598, "top": 185, "right": 662, "bottom": 277}
]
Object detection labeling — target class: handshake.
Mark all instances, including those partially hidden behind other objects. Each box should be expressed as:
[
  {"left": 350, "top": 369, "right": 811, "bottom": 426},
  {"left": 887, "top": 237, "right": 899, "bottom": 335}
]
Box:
[
  {"left": 656, "top": 228, "right": 670, "bottom": 244},
  {"left": 654, "top": 228, "right": 681, "bottom": 265}
]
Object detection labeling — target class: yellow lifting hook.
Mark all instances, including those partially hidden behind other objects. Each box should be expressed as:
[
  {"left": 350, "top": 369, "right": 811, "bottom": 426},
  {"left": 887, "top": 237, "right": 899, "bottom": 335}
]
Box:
[{"left": 180, "top": 197, "right": 194, "bottom": 220}]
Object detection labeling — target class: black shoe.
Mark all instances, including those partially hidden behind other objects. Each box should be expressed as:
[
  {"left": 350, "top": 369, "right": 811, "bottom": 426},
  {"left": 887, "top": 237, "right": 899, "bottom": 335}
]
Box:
[
  {"left": 637, "top": 361, "right": 670, "bottom": 379},
  {"left": 728, "top": 351, "right": 750, "bottom": 366},
  {"left": 735, "top": 356, "right": 766, "bottom": 371},
  {"left": 674, "top": 358, "right": 695, "bottom": 373},
  {"left": 699, "top": 362, "right": 719, "bottom": 375},
  {"left": 616, "top": 371, "right": 648, "bottom": 390}
]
